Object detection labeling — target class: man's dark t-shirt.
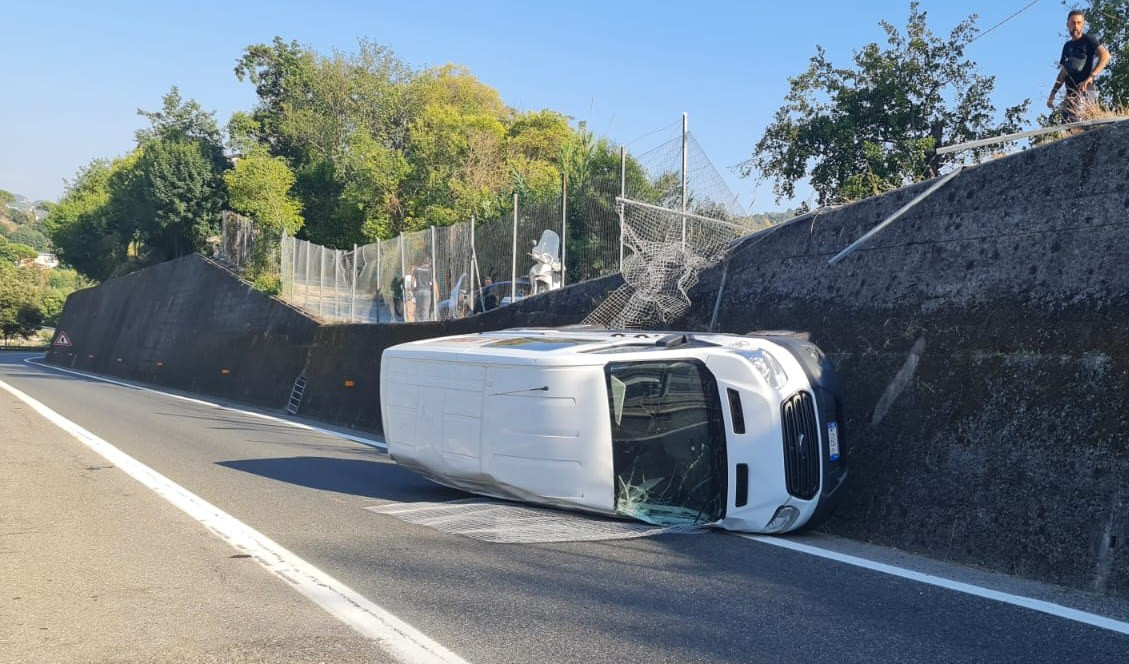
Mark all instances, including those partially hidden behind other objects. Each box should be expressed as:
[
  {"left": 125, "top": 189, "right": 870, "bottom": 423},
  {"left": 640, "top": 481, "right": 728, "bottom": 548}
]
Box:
[
  {"left": 1061, "top": 34, "right": 1101, "bottom": 89},
  {"left": 412, "top": 264, "right": 432, "bottom": 290}
]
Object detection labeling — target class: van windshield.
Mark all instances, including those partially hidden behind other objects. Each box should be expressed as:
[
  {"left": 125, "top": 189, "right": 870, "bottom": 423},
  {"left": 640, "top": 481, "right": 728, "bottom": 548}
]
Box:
[{"left": 605, "top": 359, "right": 727, "bottom": 525}]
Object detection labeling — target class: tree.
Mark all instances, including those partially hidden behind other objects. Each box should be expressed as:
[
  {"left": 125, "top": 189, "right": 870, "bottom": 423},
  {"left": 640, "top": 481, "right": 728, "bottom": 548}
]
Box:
[
  {"left": 0, "top": 263, "right": 45, "bottom": 345},
  {"left": 132, "top": 138, "right": 229, "bottom": 261},
  {"left": 235, "top": 38, "right": 415, "bottom": 245},
  {"left": 1082, "top": 0, "right": 1129, "bottom": 107},
  {"left": 742, "top": 2, "right": 1029, "bottom": 205},
  {"left": 0, "top": 236, "right": 38, "bottom": 263},
  {"left": 45, "top": 159, "right": 126, "bottom": 281},
  {"left": 234, "top": 39, "right": 613, "bottom": 247},
  {"left": 224, "top": 147, "right": 305, "bottom": 288},
  {"left": 224, "top": 148, "right": 304, "bottom": 236},
  {"left": 400, "top": 65, "right": 512, "bottom": 229},
  {"left": 6, "top": 226, "right": 52, "bottom": 251},
  {"left": 117, "top": 88, "right": 230, "bottom": 263}
]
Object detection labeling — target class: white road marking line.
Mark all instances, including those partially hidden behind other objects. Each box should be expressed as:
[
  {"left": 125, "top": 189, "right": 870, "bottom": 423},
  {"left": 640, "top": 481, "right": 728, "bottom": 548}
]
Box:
[
  {"left": 0, "top": 377, "right": 467, "bottom": 664},
  {"left": 746, "top": 534, "right": 1129, "bottom": 636},
  {"left": 16, "top": 357, "right": 1129, "bottom": 637},
  {"left": 21, "top": 357, "right": 387, "bottom": 450}
]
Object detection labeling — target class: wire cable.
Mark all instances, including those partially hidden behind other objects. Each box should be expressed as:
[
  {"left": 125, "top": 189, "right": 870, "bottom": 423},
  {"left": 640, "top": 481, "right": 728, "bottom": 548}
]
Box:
[{"left": 967, "top": 0, "right": 1042, "bottom": 45}]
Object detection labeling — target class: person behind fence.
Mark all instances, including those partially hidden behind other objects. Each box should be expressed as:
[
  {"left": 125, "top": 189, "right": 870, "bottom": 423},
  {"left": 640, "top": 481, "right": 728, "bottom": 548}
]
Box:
[
  {"left": 1047, "top": 9, "right": 1110, "bottom": 123},
  {"left": 479, "top": 276, "right": 498, "bottom": 312},
  {"left": 391, "top": 274, "right": 405, "bottom": 321},
  {"left": 412, "top": 259, "right": 434, "bottom": 322}
]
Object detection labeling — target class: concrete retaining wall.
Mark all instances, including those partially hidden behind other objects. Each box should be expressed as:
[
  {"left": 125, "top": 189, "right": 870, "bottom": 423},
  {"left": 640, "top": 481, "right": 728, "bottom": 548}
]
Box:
[{"left": 46, "top": 256, "right": 319, "bottom": 408}]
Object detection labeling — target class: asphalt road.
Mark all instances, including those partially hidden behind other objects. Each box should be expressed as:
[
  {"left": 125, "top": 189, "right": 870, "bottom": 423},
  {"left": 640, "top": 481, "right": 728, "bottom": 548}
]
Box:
[{"left": 3, "top": 351, "right": 1129, "bottom": 663}]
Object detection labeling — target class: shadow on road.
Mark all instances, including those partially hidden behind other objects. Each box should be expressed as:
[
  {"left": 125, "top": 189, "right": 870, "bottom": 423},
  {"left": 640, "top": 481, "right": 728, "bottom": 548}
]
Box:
[{"left": 217, "top": 455, "right": 470, "bottom": 502}]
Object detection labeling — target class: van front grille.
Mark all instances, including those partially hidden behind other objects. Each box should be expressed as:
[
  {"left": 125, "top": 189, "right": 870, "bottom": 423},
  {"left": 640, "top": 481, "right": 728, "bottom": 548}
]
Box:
[{"left": 781, "top": 391, "right": 820, "bottom": 499}]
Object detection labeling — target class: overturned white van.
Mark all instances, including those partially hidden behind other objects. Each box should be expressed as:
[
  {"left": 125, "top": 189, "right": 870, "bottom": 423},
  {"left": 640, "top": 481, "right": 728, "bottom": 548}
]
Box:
[{"left": 380, "top": 328, "right": 847, "bottom": 534}]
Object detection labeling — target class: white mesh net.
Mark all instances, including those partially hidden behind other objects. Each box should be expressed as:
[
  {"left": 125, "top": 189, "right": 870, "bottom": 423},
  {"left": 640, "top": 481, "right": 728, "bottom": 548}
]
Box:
[
  {"left": 367, "top": 498, "right": 704, "bottom": 543},
  {"left": 582, "top": 199, "right": 752, "bottom": 329}
]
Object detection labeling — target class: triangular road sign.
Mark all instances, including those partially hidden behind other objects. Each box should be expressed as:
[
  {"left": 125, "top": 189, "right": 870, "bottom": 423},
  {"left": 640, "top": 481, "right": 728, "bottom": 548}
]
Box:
[{"left": 53, "top": 331, "right": 72, "bottom": 347}]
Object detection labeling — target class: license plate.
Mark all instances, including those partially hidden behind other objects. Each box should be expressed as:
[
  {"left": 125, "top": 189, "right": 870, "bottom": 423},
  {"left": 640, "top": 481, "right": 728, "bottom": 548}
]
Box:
[{"left": 827, "top": 422, "right": 840, "bottom": 461}]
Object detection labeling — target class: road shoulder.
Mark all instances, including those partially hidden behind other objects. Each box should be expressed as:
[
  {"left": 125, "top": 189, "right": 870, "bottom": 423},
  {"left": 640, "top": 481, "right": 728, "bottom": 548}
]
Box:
[{"left": 0, "top": 386, "right": 395, "bottom": 663}]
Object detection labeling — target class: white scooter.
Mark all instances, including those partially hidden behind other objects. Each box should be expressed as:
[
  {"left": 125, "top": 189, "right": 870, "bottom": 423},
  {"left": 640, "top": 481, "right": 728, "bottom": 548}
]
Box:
[{"left": 528, "top": 229, "right": 562, "bottom": 295}]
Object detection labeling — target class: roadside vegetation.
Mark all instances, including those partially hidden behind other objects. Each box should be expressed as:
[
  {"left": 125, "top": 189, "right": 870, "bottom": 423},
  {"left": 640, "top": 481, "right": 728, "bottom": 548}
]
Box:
[{"left": 1, "top": 192, "right": 92, "bottom": 348}]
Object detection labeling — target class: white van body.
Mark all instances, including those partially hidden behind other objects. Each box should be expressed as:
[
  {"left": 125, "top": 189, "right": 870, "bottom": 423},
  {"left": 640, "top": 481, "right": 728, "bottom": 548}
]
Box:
[{"left": 380, "top": 328, "right": 847, "bottom": 533}]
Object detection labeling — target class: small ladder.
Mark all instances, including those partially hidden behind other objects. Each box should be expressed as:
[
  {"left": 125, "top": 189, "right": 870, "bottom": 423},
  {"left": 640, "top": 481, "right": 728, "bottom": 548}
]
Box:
[{"left": 287, "top": 374, "right": 308, "bottom": 415}]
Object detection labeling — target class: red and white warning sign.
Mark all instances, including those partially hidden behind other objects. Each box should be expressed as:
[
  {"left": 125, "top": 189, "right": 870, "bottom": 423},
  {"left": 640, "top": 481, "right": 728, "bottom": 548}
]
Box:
[{"left": 53, "top": 331, "right": 73, "bottom": 347}]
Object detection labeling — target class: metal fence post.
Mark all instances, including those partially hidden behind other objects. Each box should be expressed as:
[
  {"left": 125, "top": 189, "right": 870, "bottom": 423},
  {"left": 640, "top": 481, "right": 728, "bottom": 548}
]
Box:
[
  {"left": 351, "top": 243, "right": 358, "bottom": 322},
  {"left": 561, "top": 170, "right": 567, "bottom": 287},
  {"left": 470, "top": 214, "right": 478, "bottom": 300},
  {"left": 619, "top": 146, "right": 626, "bottom": 272},
  {"left": 304, "top": 240, "right": 311, "bottom": 309},
  {"left": 430, "top": 226, "right": 438, "bottom": 322},
  {"left": 399, "top": 234, "right": 406, "bottom": 323},
  {"left": 375, "top": 241, "right": 382, "bottom": 322},
  {"left": 290, "top": 233, "right": 298, "bottom": 300},
  {"left": 318, "top": 246, "right": 326, "bottom": 318},
  {"left": 681, "top": 112, "right": 688, "bottom": 250},
  {"left": 511, "top": 193, "right": 518, "bottom": 303}
]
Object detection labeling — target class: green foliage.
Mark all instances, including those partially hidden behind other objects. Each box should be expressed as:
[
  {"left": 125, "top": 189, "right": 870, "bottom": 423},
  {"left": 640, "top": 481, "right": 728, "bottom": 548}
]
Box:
[
  {"left": 1082, "top": 0, "right": 1129, "bottom": 107},
  {"left": 225, "top": 148, "right": 304, "bottom": 282},
  {"left": 234, "top": 39, "right": 605, "bottom": 248},
  {"left": 400, "top": 66, "right": 512, "bottom": 229},
  {"left": 136, "top": 86, "right": 226, "bottom": 153},
  {"left": 743, "top": 2, "right": 1029, "bottom": 205},
  {"left": 0, "top": 189, "right": 14, "bottom": 206},
  {"left": 561, "top": 131, "right": 637, "bottom": 282},
  {"left": 121, "top": 88, "right": 230, "bottom": 263},
  {"left": 0, "top": 262, "right": 45, "bottom": 345},
  {"left": 130, "top": 138, "right": 228, "bottom": 262},
  {"left": 6, "top": 208, "right": 33, "bottom": 226},
  {"left": 224, "top": 148, "right": 304, "bottom": 235},
  {"left": 251, "top": 271, "right": 281, "bottom": 295},
  {"left": 338, "top": 131, "right": 411, "bottom": 240},
  {"left": 0, "top": 236, "right": 38, "bottom": 263},
  {"left": 21, "top": 265, "right": 90, "bottom": 326},
  {"left": 5, "top": 225, "right": 52, "bottom": 251},
  {"left": 0, "top": 259, "right": 88, "bottom": 345},
  {"left": 45, "top": 159, "right": 124, "bottom": 281}
]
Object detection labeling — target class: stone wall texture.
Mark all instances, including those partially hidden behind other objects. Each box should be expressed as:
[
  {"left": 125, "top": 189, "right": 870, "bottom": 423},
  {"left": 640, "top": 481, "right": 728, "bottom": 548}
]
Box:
[{"left": 672, "top": 120, "right": 1129, "bottom": 598}]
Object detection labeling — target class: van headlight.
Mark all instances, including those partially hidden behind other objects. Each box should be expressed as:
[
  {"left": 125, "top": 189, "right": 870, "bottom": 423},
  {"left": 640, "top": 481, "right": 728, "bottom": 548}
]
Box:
[
  {"left": 764, "top": 505, "right": 800, "bottom": 533},
  {"left": 737, "top": 350, "right": 788, "bottom": 390}
]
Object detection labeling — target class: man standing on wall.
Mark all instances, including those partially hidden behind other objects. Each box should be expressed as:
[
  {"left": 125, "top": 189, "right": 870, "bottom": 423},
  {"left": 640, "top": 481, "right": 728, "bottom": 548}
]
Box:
[
  {"left": 1047, "top": 9, "right": 1110, "bottom": 123},
  {"left": 412, "top": 259, "right": 433, "bottom": 322}
]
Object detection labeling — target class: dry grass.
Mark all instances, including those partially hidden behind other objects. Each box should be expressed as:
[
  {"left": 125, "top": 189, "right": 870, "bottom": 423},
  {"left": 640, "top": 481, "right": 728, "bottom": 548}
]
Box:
[
  {"left": 1074, "top": 99, "right": 1129, "bottom": 122},
  {"left": 1032, "top": 100, "right": 1129, "bottom": 145}
]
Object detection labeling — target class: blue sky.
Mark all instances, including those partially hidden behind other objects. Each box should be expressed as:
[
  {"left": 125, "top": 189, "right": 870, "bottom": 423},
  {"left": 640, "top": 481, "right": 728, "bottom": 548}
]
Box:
[{"left": 1, "top": 0, "right": 1079, "bottom": 212}]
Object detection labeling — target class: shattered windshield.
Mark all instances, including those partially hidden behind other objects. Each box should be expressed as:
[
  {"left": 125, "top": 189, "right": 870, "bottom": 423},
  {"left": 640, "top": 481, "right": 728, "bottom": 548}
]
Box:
[{"left": 605, "top": 359, "right": 727, "bottom": 526}]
